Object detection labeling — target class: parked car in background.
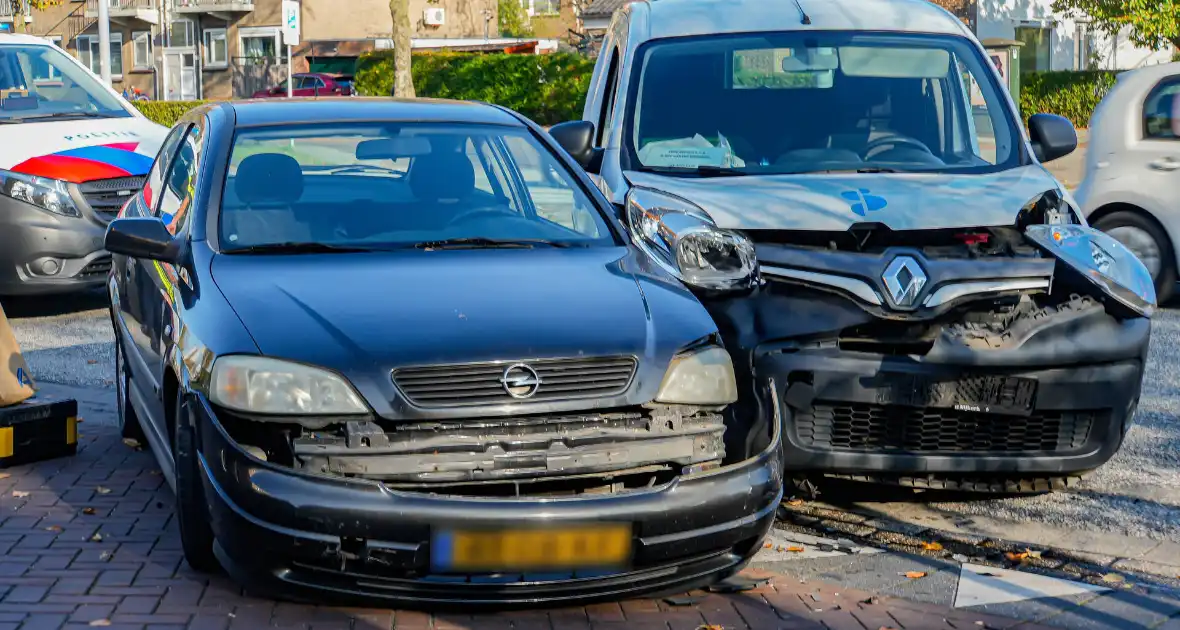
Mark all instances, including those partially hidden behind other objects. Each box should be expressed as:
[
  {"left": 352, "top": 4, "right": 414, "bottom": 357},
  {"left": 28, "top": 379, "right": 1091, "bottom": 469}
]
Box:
[
  {"left": 0, "top": 33, "right": 168, "bottom": 296},
  {"left": 551, "top": 0, "right": 1155, "bottom": 494},
  {"left": 1076, "top": 62, "right": 1180, "bottom": 303},
  {"left": 104, "top": 98, "right": 781, "bottom": 605},
  {"left": 252, "top": 72, "right": 355, "bottom": 98}
]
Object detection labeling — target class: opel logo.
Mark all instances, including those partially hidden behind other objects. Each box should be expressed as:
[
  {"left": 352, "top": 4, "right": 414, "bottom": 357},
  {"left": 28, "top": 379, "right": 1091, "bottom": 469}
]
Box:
[
  {"left": 500, "top": 363, "right": 543, "bottom": 399},
  {"left": 882, "top": 256, "right": 928, "bottom": 308}
]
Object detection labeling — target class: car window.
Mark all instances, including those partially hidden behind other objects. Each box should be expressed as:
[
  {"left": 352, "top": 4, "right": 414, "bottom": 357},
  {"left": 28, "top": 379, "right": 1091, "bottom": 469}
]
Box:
[
  {"left": 142, "top": 124, "right": 189, "bottom": 215},
  {"left": 156, "top": 125, "right": 203, "bottom": 235},
  {"left": 0, "top": 43, "right": 133, "bottom": 122},
  {"left": 1144, "top": 79, "right": 1180, "bottom": 140},
  {"left": 596, "top": 46, "right": 621, "bottom": 147},
  {"left": 219, "top": 123, "right": 616, "bottom": 250}
]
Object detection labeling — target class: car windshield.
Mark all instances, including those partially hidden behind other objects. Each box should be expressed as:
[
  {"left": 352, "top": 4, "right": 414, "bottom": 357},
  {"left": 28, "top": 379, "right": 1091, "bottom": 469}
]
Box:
[
  {"left": 0, "top": 43, "right": 132, "bottom": 122},
  {"left": 627, "top": 31, "right": 1021, "bottom": 175},
  {"left": 220, "top": 122, "right": 617, "bottom": 250}
]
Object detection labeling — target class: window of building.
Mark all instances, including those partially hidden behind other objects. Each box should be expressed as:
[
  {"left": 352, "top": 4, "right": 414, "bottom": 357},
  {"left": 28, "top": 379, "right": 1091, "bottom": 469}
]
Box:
[
  {"left": 203, "top": 28, "right": 227, "bottom": 67},
  {"left": 169, "top": 18, "right": 195, "bottom": 48},
  {"left": 77, "top": 33, "right": 124, "bottom": 77},
  {"left": 132, "top": 31, "right": 152, "bottom": 70},
  {"left": 239, "top": 26, "right": 280, "bottom": 60},
  {"left": 1015, "top": 26, "right": 1052, "bottom": 74},
  {"left": 524, "top": 0, "right": 560, "bottom": 15}
]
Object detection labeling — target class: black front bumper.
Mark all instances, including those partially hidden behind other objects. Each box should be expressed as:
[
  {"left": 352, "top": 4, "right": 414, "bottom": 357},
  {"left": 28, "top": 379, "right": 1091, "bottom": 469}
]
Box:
[
  {"left": 0, "top": 196, "right": 109, "bottom": 296},
  {"left": 188, "top": 395, "right": 783, "bottom": 607}
]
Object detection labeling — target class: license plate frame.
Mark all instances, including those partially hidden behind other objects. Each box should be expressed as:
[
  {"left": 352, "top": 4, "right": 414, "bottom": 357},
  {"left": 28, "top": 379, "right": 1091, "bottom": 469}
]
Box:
[
  {"left": 430, "top": 524, "right": 633, "bottom": 573},
  {"left": 874, "top": 373, "right": 1038, "bottom": 416}
]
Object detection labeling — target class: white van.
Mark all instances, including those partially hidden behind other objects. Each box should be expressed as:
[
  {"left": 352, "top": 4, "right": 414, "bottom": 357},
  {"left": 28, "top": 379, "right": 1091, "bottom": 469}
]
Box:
[
  {"left": 0, "top": 34, "right": 167, "bottom": 295},
  {"left": 549, "top": 0, "right": 1156, "bottom": 492}
]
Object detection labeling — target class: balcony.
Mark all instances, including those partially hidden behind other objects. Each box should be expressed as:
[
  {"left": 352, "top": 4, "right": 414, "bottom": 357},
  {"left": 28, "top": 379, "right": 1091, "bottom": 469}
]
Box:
[
  {"left": 0, "top": 0, "right": 29, "bottom": 22},
  {"left": 85, "top": 0, "right": 159, "bottom": 25},
  {"left": 170, "top": 0, "right": 254, "bottom": 15}
]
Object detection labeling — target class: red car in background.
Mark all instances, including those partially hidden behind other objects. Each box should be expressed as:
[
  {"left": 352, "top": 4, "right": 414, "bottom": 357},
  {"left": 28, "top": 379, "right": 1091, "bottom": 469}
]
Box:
[{"left": 252, "top": 72, "right": 355, "bottom": 98}]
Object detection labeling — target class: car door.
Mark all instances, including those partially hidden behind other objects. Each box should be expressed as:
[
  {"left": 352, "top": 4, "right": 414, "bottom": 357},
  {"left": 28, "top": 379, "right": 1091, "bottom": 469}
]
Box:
[
  {"left": 293, "top": 75, "right": 317, "bottom": 97},
  {"left": 1128, "top": 77, "right": 1180, "bottom": 191}
]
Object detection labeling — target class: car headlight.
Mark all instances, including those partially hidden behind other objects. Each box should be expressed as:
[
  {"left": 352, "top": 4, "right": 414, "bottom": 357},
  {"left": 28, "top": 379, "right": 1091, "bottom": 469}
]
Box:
[
  {"left": 210, "top": 355, "right": 369, "bottom": 417},
  {"left": 0, "top": 169, "right": 80, "bottom": 217},
  {"left": 655, "top": 346, "right": 738, "bottom": 405},
  {"left": 626, "top": 188, "right": 758, "bottom": 291},
  {"left": 1026, "top": 224, "right": 1156, "bottom": 316}
]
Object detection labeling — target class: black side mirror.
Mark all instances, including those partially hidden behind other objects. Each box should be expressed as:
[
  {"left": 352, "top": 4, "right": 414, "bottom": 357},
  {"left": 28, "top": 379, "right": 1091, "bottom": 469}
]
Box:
[
  {"left": 549, "top": 120, "right": 604, "bottom": 174},
  {"left": 1028, "top": 113, "right": 1078, "bottom": 163},
  {"left": 105, "top": 217, "right": 180, "bottom": 263}
]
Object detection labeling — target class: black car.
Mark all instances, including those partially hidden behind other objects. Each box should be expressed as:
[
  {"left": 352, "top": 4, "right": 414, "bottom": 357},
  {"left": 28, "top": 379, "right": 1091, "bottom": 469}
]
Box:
[{"left": 104, "top": 98, "right": 782, "bottom": 606}]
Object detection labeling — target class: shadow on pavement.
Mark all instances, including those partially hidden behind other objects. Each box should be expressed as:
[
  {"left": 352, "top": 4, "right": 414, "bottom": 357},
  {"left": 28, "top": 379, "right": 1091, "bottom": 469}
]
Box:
[{"left": 0, "top": 289, "right": 108, "bottom": 318}]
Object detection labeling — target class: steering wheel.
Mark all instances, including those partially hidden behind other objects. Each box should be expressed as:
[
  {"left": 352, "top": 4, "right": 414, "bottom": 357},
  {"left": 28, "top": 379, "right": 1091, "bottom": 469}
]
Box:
[
  {"left": 861, "top": 135, "right": 934, "bottom": 160},
  {"left": 446, "top": 207, "right": 522, "bottom": 228}
]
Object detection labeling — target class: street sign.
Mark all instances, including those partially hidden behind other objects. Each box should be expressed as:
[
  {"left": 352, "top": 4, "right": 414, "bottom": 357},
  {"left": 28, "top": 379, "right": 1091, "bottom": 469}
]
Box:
[{"left": 281, "top": 0, "right": 300, "bottom": 46}]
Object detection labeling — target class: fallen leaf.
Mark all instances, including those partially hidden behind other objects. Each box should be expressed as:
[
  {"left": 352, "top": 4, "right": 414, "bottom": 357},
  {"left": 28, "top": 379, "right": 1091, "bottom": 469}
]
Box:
[
  {"left": 879, "top": 627, "right": 900, "bottom": 630},
  {"left": 89, "top": 532, "right": 103, "bottom": 542},
  {"left": 696, "top": 625, "right": 724, "bottom": 630},
  {"left": 121, "top": 438, "right": 141, "bottom": 450},
  {"left": 0, "top": 473, "right": 10, "bottom": 480},
  {"left": 904, "top": 572, "right": 927, "bottom": 579},
  {"left": 89, "top": 620, "right": 111, "bottom": 627},
  {"left": 87, "top": 359, "right": 98, "bottom": 365},
  {"left": 45, "top": 525, "right": 62, "bottom": 533},
  {"left": 1101, "top": 573, "right": 1125, "bottom": 584},
  {"left": 787, "top": 546, "right": 806, "bottom": 553},
  {"left": 12, "top": 491, "right": 28, "bottom": 498},
  {"left": 922, "top": 542, "right": 944, "bottom": 551},
  {"left": 82, "top": 507, "right": 96, "bottom": 516},
  {"left": 1027, "top": 549, "right": 1043, "bottom": 559},
  {"left": 764, "top": 542, "right": 773, "bottom": 549},
  {"left": 99, "top": 551, "right": 112, "bottom": 561},
  {"left": 861, "top": 597, "right": 881, "bottom": 605},
  {"left": 786, "top": 499, "right": 804, "bottom": 507},
  {"left": 76, "top": 417, "right": 84, "bottom": 423},
  {"left": 95, "top": 487, "right": 111, "bottom": 495},
  {"left": 1005, "top": 551, "right": 1029, "bottom": 562}
]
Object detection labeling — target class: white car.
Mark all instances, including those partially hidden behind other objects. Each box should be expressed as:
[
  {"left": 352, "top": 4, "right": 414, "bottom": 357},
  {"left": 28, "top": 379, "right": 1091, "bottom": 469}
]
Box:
[
  {"left": 0, "top": 33, "right": 167, "bottom": 295},
  {"left": 1076, "top": 62, "right": 1180, "bottom": 302}
]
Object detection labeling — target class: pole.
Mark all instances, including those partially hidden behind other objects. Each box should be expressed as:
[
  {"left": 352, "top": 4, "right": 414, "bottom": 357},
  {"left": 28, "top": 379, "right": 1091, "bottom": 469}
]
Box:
[
  {"left": 286, "top": 45, "right": 293, "bottom": 97},
  {"left": 98, "top": 0, "right": 111, "bottom": 84}
]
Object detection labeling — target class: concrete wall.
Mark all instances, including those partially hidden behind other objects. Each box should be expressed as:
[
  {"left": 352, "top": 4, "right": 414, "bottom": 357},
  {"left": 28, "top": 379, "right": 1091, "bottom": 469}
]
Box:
[{"left": 302, "top": 0, "right": 499, "bottom": 41}]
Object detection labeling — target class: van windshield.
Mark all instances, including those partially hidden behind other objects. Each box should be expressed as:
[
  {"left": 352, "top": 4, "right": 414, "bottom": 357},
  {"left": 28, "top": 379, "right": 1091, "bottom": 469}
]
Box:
[
  {"left": 0, "top": 43, "right": 132, "bottom": 123},
  {"left": 627, "top": 31, "right": 1021, "bottom": 175}
]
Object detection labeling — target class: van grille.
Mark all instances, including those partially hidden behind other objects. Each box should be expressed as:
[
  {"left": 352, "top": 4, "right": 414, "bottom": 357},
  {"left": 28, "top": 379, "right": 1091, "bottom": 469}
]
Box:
[{"left": 78, "top": 176, "right": 145, "bottom": 219}]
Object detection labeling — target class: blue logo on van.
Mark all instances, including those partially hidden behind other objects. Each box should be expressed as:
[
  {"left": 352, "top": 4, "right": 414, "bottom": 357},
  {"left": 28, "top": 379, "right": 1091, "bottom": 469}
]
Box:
[{"left": 841, "top": 189, "right": 887, "bottom": 216}]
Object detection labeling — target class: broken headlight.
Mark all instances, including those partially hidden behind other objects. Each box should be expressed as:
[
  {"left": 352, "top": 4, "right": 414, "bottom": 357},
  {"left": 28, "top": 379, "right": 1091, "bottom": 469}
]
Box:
[
  {"left": 655, "top": 346, "right": 738, "bottom": 405},
  {"left": 1026, "top": 224, "right": 1156, "bottom": 316},
  {"left": 210, "top": 355, "right": 370, "bottom": 417},
  {"left": 625, "top": 188, "right": 758, "bottom": 291}
]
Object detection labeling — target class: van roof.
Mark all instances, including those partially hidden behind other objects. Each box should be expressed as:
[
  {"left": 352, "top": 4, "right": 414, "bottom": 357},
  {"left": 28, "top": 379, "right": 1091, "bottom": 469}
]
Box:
[
  {"left": 0, "top": 33, "right": 54, "bottom": 46},
  {"left": 628, "top": 0, "right": 971, "bottom": 41}
]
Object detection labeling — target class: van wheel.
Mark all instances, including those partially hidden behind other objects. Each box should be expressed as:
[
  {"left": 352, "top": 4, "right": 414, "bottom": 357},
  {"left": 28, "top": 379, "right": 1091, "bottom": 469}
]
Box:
[
  {"left": 1093, "top": 210, "right": 1176, "bottom": 304},
  {"left": 172, "top": 392, "right": 220, "bottom": 574},
  {"left": 114, "top": 339, "right": 147, "bottom": 443}
]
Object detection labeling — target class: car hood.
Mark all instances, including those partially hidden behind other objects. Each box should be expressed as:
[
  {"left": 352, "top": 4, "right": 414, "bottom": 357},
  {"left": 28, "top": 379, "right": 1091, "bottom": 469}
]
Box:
[
  {"left": 623, "top": 165, "right": 1066, "bottom": 231},
  {"left": 0, "top": 116, "right": 168, "bottom": 183},
  {"left": 211, "top": 248, "right": 678, "bottom": 375}
]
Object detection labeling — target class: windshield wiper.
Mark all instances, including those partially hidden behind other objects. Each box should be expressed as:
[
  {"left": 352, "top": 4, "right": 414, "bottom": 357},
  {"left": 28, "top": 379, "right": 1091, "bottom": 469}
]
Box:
[
  {"left": 13, "top": 111, "right": 116, "bottom": 122},
  {"left": 226, "top": 242, "right": 378, "bottom": 255},
  {"left": 639, "top": 165, "right": 748, "bottom": 177},
  {"left": 414, "top": 237, "right": 575, "bottom": 250}
]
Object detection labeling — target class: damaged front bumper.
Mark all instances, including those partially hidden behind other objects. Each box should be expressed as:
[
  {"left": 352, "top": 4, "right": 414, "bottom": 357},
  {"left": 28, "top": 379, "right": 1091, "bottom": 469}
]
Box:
[{"left": 188, "top": 393, "right": 783, "bottom": 607}]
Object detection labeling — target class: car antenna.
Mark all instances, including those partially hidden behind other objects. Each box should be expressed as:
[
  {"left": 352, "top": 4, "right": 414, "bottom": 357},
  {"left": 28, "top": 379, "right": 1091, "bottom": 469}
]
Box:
[{"left": 792, "top": 0, "right": 812, "bottom": 24}]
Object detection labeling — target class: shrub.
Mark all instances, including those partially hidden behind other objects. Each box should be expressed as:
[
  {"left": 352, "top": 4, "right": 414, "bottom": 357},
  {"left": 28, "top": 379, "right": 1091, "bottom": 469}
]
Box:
[
  {"left": 355, "top": 51, "right": 595, "bottom": 125},
  {"left": 133, "top": 101, "right": 209, "bottom": 127},
  {"left": 1018, "top": 71, "right": 1119, "bottom": 128}
]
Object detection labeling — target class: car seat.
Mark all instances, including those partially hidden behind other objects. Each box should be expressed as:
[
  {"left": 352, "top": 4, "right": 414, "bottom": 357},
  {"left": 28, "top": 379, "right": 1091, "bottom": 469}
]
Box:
[
  {"left": 406, "top": 151, "right": 478, "bottom": 230},
  {"left": 223, "top": 153, "right": 311, "bottom": 246}
]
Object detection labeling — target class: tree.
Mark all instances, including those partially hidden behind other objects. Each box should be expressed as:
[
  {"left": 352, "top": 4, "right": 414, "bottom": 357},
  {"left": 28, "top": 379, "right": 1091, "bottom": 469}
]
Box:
[
  {"left": 388, "top": 0, "right": 416, "bottom": 97},
  {"left": 499, "top": 0, "right": 533, "bottom": 38},
  {"left": 1050, "top": 0, "right": 1180, "bottom": 52},
  {"left": 7, "top": 0, "right": 64, "bottom": 34}
]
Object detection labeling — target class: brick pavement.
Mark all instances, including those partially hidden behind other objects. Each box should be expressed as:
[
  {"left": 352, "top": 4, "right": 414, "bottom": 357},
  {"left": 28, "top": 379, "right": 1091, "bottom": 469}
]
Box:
[{"left": 0, "top": 409, "right": 1056, "bottom": 630}]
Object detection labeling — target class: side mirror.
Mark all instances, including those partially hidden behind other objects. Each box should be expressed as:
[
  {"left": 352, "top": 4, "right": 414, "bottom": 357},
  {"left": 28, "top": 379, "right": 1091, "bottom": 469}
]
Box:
[
  {"left": 549, "top": 120, "right": 604, "bottom": 174},
  {"left": 1028, "top": 113, "right": 1078, "bottom": 163},
  {"left": 105, "top": 217, "right": 180, "bottom": 263}
]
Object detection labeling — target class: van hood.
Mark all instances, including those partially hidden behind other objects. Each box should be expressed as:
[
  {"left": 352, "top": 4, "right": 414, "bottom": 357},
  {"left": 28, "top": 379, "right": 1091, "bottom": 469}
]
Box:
[
  {"left": 623, "top": 165, "right": 1067, "bottom": 232},
  {"left": 0, "top": 116, "right": 168, "bottom": 183}
]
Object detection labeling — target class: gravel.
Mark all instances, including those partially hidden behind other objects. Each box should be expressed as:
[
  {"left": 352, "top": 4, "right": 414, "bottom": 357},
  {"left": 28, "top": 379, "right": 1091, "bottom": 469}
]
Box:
[{"left": 2, "top": 290, "right": 115, "bottom": 388}]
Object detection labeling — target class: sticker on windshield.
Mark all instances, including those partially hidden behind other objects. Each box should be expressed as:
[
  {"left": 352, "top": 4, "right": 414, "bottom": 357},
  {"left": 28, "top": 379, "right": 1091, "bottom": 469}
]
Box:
[
  {"left": 841, "top": 188, "right": 887, "bottom": 216},
  {"left": 638, "top": 133, "right": 746, "bottom": 169}
]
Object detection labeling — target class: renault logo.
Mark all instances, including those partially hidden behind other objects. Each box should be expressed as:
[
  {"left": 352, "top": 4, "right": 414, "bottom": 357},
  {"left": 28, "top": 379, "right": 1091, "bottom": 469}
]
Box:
[
  {"left": 882, "top": 256, "right": 927, "bottom": 307},
  {"left": 500, "top": 364, "right": 543, "bottom": 399}
]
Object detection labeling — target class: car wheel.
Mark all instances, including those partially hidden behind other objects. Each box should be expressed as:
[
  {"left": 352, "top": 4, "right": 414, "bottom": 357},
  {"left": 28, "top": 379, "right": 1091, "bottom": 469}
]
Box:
[
  {"left": 1093, "top": 210, "right": 1177, "bottom": 304},
  {"left": 114, "top": 339, "right": 147, "bottom": 443},
  {"left": 172, "top": 391, "right": 220, "bottom": 574}
]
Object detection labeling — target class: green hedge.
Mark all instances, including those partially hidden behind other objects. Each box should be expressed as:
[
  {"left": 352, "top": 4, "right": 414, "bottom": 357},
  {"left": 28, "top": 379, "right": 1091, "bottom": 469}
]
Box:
[
  {"left": 132, "top": 101, "right": 209, "bottom": 127},
  {"left": 1018, "top": 71, "right": 1119, "bottom": 128},
  {"left": 355, "top": 51, "right": 594, "bottom": 125}
]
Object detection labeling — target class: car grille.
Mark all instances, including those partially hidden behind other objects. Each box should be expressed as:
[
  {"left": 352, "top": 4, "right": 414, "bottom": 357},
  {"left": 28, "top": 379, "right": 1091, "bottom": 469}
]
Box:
[
  {"left": 77, "top": 256, "right": 113, "bottom": 280},
  {"left": 78, "top": 176, "right": 145, "bottom": 219},
  {"left": 795, "top": 402, "right": 1097, "bottom": 454},
  {"left": 392, "top": 357, "right": 637, "bottom": 407}
]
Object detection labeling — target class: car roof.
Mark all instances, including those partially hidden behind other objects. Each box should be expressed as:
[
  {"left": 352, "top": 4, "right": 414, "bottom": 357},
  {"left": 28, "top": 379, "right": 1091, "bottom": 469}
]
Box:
[
  {"left": 225, "top": 97, "right": 525, "bottom": 128},
  {"left": 0, "top": 33, "right": 56, "bottom": 46},
  {"left": 629, "top": 0, "right": 971, "bottom": 41}
]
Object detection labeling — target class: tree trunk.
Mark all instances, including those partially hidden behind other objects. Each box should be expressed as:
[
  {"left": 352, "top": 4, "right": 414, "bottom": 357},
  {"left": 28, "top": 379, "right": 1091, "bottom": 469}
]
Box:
[{"left": 389, "top": 0, "right": 415, "bottom": 98}]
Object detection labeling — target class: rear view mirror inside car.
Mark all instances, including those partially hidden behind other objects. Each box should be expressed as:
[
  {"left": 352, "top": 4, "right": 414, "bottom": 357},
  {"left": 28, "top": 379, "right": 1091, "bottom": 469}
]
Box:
[
  {"left": 839, "top": 47, "right": 951, "bottom": 78},
  {"left": 355, "top": 136, "right": 433, "bottom": 160},
  {"left": 778, "top": 47, "right": 838, "bottom": 72}
]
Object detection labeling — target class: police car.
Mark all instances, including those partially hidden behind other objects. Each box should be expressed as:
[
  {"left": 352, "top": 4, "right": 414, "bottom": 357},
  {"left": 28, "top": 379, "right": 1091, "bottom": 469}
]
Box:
[{"left": 0, "top": 33, "right": 167, "bottom": 295}]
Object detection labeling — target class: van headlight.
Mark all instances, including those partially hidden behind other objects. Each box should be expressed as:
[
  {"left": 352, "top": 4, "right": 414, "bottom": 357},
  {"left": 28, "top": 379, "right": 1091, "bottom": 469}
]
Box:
[
  {"left": 0, "top": 169, "right": 80, "bottom": 217},
  {"left": 626, "top": 188, "right": 758, "bottom": 291},
  {"left": 655, "top": 346, "right": 738, "bottom": 405},
  {"left": 210, "top": 355, "right": 369, "bottom": 418},
  {"left": 1026, "top": 224, "right": 1155, "bottom": 316}
]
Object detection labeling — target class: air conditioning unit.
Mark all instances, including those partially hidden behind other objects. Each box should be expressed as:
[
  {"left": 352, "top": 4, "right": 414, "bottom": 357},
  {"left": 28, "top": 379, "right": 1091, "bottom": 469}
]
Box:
[{"left": 423, "top": 8, "right": 446, "bottom": 26}]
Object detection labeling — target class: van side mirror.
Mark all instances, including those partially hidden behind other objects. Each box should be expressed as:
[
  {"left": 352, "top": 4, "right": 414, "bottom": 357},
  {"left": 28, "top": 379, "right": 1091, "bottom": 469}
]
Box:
[
  {"left": 549, "top": 120, "right": 604, "bottom": 174},
  {"left": 1028, "top": 113, "right": 1078, "bottom": 163},
  {"left": 105, "top": 217, "right": 180, "bottom": 263}
]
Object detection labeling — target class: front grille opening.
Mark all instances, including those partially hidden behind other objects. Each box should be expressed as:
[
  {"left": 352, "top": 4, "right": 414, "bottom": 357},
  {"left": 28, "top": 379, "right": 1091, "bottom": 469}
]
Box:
[
  {"left": 393, "top": 356, "right": 638, "bottom": 408},
  {"left": 384, "top": 465, "right": 679, "bottom": 498},
  {"left": 796, "top": 402, "right": 1098, "bottom": 454},
  {"left": 77, "top": 256, "right": 112, "bottom": 280},
  {"left": 79, "top": 176, "right": 145, "bottom": 218}
]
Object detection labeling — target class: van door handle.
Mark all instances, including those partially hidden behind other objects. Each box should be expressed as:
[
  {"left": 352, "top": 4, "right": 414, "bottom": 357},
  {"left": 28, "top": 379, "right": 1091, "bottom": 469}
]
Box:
[{"left": 1149, "top": 157, "right": 1180, "bottom": 171}]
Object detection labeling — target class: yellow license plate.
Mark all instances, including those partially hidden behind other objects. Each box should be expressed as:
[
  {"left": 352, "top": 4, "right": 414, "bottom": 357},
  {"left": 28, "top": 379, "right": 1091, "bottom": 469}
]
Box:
[{"left": 431, "top": 525, "right": 632, "bottom": 572}]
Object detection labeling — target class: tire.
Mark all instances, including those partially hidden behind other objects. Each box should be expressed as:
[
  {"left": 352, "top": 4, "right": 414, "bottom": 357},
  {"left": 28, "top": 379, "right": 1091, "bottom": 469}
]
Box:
[
  {"left": 113, "top": 337, "right": 147, "bottom": 443},
  {"left": 172, "top": 392, "right": 220, "bottom": 574},
  {"left": 1092, "top": 210, "right": 1177, "bottom": 304}
]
